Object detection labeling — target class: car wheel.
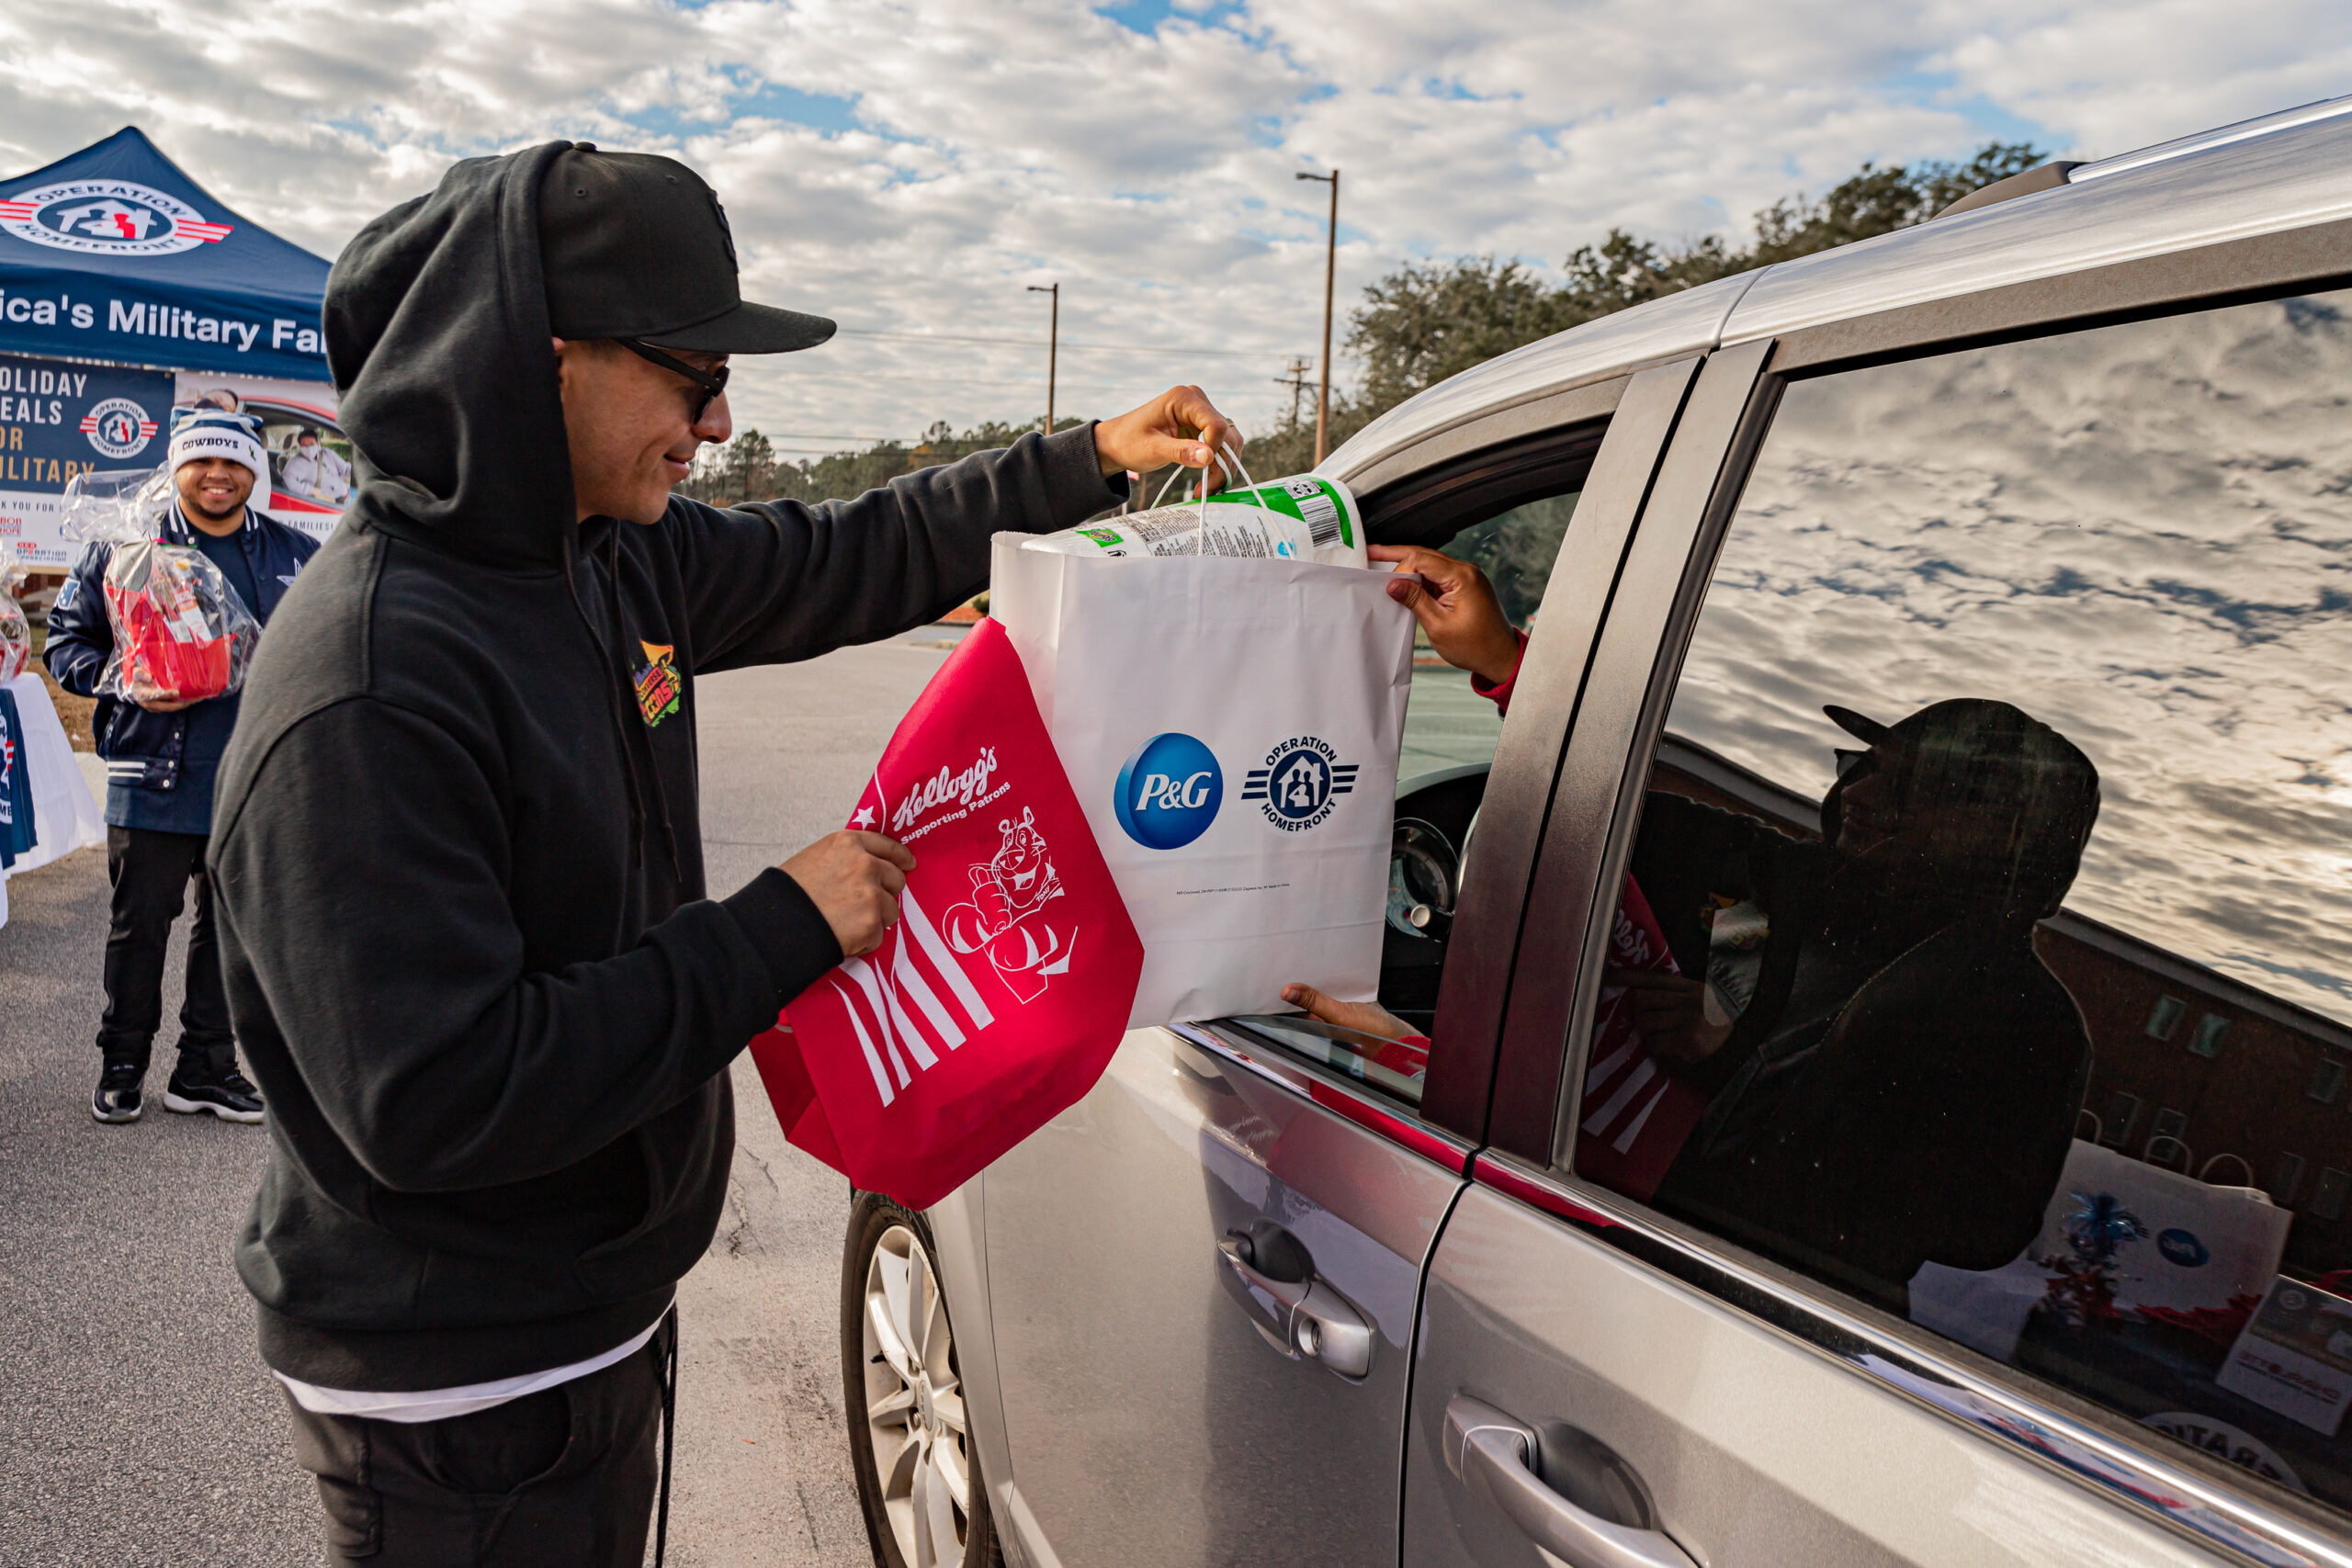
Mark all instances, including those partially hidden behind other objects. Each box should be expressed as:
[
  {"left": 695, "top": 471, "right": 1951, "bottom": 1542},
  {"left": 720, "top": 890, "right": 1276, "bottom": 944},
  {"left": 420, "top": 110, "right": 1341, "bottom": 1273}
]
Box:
[{"left": 843, "top": 1192, "right": 1000, "bottom": 1568}]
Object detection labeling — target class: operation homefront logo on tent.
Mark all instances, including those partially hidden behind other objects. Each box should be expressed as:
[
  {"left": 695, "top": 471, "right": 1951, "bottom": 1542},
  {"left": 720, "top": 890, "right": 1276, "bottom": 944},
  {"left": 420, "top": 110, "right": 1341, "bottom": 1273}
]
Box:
[
  {"left": 0, "top": 180, "right": 232, "bottom": 257},
  {"left": 0, "top": 352, "right": 173, "bottom": 569},
  {"left": 82, "top": 397, "right": 157, "bottom": 460}
]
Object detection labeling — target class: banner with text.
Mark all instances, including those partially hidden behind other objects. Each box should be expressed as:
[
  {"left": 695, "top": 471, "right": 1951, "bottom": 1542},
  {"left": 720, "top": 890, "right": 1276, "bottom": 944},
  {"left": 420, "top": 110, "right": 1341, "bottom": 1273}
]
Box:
[{"left": 0, "top": 352, "right": 174, "bottom": 570}]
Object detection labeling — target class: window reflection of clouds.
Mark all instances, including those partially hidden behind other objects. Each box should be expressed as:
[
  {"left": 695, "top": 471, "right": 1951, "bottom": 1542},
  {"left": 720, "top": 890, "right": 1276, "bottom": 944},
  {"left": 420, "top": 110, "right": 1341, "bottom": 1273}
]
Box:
[{"left": 1668, "top": 290, "right": 2352, "bottom": 1024}]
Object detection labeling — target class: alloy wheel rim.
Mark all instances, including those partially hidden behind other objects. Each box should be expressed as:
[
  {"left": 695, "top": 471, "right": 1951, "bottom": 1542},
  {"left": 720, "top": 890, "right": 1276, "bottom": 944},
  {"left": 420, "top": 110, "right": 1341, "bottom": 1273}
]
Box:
[{"left": 864, "top": 1224, "right": 971, "bottom": 1568}]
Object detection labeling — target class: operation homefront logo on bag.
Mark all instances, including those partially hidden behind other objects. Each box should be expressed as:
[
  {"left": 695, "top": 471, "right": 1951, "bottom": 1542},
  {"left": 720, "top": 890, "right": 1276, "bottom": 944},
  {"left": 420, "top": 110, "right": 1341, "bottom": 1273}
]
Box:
[
  {"left": 1243, "top": 735, "right": 1359, "bottom": 831},
  {"left": 746, "top": 619, "right": 1144, "bottom": 1210}
]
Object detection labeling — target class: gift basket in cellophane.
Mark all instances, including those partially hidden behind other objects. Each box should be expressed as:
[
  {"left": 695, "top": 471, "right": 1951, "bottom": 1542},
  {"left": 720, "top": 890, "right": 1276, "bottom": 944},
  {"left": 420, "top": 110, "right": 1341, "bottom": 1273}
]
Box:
[
  {"left": 61, "top": 469, "right": 260, "bottom": 705},
  {"left": 0, "top": 541, "right": 28, "bottom": 684}
]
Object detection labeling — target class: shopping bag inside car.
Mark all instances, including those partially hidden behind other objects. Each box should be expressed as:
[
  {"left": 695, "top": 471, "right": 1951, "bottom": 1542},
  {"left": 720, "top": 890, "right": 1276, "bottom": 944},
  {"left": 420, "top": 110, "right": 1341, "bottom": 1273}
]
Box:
[
  {"left": 991, "top": 496, "right": 1413, "bottom": 1027},
  {"left": 746, "top": 618, "right": 1145, "bottom": 1209},
  {"left": 1910, "top": 1135, "right": 2293, "bottom": 1363}
]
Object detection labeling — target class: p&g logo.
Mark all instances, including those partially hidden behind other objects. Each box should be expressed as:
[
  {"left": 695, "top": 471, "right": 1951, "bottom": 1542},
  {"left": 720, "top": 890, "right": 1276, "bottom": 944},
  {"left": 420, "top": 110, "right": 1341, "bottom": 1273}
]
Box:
[
  {"left": 1114, "top": 732, "right": 1221, "bottom": 850},
  {"left": 2157, "top": 1228, "right": 2210, "bottom": 1268}
]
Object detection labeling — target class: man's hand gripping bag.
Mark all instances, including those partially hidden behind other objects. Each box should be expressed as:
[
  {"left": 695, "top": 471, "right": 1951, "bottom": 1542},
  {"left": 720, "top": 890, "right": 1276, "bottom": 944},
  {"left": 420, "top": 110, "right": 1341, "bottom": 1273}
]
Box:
[
  {"left": 990, "top": 533, "right": 1415, "bottom": 1027},
  {"left": 746, "top": 619, "right": 1145, "bottom": 1209}
]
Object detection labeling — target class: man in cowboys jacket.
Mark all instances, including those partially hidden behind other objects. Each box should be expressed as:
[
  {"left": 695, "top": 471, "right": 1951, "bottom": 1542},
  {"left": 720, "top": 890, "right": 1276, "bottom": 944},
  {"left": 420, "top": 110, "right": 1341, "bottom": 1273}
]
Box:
[{"left": 47, "top": 406, "right": 316, "bottom": 1126}]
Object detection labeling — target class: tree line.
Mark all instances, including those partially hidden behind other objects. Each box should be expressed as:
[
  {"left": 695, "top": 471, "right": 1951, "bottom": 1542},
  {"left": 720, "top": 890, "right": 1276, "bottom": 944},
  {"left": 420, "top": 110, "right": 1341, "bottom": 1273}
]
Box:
[{"left": 680, "top": 141, "right": 2044, "bottom": 507}]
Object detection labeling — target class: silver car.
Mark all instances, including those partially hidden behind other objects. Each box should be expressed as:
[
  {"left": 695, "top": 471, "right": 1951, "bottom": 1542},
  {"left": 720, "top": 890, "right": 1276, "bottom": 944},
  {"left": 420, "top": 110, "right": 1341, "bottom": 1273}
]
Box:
[{"left": 841, "top": 96, "right": 2352, "bottom": 1568}]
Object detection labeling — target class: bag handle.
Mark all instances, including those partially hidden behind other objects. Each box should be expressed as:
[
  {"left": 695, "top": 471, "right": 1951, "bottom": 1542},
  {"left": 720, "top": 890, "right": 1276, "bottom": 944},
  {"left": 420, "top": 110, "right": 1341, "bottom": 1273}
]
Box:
[{"left": 1148, "top": 441, "right": 1261, "bottom": 555}]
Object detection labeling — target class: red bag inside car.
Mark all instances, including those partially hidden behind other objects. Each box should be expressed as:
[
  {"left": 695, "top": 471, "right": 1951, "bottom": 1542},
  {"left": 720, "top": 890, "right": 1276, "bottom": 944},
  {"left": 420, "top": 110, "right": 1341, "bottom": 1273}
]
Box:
[
  {"left": 1573, "top": 875, "right": 1713, "bottom": 1202},
  {"left": 749, "top": 619, "right": 1146, "bottom": 1209}
]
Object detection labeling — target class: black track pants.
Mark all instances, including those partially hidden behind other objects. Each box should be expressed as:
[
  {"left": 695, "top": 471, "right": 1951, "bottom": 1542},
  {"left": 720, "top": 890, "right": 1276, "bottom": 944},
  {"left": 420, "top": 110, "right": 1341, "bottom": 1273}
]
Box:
[{"left": 97, "top": 826, "right": 232, "bottom": 1070}]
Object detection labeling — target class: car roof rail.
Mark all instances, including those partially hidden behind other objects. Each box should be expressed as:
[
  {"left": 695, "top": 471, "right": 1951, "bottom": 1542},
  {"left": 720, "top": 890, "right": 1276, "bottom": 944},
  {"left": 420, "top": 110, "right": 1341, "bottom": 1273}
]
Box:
[{"left": 1934, "top": 161, "right": 2084, "bottom": 220}]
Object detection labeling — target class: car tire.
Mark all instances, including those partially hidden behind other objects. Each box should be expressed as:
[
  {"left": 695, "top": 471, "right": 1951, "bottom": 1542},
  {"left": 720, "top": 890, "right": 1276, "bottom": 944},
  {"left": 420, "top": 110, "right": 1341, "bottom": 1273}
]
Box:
[{"left": 843, "top": 1191, "right": 1001, "bottom": 1568}]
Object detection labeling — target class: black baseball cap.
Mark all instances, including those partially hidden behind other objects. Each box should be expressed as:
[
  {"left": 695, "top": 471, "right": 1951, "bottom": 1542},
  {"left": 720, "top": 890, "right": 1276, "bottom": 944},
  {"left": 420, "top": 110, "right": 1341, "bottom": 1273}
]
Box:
[{"left": 537, "top": 142, "right": 835, "bottom": 355}]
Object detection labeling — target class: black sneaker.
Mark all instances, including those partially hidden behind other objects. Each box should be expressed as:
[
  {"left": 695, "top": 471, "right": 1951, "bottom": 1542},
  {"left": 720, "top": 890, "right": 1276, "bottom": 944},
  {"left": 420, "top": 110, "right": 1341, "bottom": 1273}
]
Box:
[
  {"left": 163, "top": 1065, "right": 265, "bottom": 1123},
  {"left": 93, "top": 1062, "right": 145, "bottom": 1123}
]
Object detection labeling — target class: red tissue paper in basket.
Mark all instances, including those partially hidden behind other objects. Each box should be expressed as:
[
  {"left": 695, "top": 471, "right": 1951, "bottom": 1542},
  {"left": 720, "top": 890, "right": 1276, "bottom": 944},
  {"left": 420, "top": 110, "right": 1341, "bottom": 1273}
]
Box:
[
  {"left": 99, "top": 541, "right": 255, "bottom": 705},
  {"left": 748, "top": 618, "right": 1145, "bottom": 1209}
]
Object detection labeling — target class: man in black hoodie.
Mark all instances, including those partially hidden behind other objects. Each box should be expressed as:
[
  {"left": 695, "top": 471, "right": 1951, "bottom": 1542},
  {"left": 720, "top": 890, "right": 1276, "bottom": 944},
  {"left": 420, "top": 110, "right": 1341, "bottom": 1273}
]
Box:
[{"left": 209, "top": 141, "right": 1235, "bottom": 1565}]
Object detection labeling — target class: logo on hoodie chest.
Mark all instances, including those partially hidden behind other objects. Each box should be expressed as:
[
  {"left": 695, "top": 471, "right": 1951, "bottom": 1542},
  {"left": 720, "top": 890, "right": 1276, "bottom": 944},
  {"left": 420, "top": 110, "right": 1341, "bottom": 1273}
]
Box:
[{"left": 634, "top": 641, "right": 683, "bottom": 728}]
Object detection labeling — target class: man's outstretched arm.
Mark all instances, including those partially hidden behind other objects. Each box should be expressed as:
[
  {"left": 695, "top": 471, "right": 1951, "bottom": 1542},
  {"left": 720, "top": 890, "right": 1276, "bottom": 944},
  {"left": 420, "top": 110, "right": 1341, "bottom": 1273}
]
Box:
[{"left": 676, "top": 387, "right": 1239, "bottom": 671}]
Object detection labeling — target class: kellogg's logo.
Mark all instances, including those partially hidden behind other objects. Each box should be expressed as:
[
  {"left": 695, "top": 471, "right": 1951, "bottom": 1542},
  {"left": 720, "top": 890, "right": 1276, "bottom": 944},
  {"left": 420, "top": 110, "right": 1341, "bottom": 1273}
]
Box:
[
  {"left": 1243, "top": 736, "right": 1358, "bottom": 832},
  {"left": 0, "top": 180, "right": 232, "bottom": 257},
  {"left": 888, "top": 746, "right": 1003, "bottom": 839}
]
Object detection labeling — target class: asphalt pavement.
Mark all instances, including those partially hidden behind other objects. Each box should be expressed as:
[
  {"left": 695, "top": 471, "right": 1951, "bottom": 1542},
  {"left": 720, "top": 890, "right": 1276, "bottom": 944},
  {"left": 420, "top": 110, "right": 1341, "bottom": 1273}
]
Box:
[{"left": 0, "top": 635, "right": 958, "bottom": 1568}]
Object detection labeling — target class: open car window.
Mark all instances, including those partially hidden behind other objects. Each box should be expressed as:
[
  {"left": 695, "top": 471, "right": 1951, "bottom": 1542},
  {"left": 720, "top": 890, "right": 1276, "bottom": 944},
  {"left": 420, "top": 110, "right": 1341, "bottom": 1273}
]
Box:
[
  {"left": 1570, "top": 287, "right": 2352, "bottom": 1516},
  {"left": 1232, "top": 442, "right": 1599, "bottom": 1109}
]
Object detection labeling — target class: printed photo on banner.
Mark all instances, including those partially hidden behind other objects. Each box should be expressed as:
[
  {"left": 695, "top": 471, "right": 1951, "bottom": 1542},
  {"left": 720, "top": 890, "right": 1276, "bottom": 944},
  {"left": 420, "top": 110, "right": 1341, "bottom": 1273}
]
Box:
[{"left": 173, "top": 373, "right": 346, "bottom": 541}]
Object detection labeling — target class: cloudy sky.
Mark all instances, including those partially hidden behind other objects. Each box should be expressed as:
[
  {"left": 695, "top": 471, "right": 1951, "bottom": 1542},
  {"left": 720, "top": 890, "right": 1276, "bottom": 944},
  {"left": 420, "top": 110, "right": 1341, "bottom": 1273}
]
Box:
[{"left": 1, "top": 1, "right": 2346, "bottom": 451}]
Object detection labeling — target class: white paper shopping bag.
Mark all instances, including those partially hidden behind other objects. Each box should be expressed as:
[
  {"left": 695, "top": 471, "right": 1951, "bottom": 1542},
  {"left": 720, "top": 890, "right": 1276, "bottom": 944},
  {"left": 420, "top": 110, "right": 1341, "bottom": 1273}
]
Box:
[{"left": 991, "top": 531, "right": 1413, "bottom": 1026}]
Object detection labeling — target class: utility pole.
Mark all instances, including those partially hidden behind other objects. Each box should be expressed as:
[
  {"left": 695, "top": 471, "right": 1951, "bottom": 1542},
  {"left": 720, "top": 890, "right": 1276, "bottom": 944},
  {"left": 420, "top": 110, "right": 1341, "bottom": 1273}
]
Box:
[
  {"left": 1295, "top": 168, "right": 1339, "bottom": 464},
  {"left": 1275, "top": 358, "right": 1312, "bottom": 435},
  {"left": 1026, "top": 283, "right": 1058, "bottom": 434}
]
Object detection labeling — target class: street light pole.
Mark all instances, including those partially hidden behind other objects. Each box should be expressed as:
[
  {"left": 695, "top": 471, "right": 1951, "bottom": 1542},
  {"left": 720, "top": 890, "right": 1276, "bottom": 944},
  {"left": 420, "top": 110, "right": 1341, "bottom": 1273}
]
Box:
[
  {"left": 1295, "top": 168, "right": 1340, "bottom": 465},
  {"left": 1026, "top": 283, "right": 1058, "bottom": 434}
]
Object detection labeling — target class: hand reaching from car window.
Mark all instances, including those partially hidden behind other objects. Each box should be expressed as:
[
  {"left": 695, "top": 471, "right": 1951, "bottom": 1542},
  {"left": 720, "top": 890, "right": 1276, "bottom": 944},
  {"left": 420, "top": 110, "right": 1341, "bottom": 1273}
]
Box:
[
  {"left": 1367, "top": 545, "right": 1521, "bottom": 685},
  {"left": 1280, "top": 983, "right": 1416, "bottom": 1043}
]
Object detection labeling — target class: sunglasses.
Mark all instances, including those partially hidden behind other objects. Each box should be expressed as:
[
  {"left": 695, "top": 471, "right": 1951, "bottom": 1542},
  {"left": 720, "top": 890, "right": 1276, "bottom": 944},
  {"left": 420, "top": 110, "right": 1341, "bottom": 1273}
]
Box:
[{"left": 617, "top": 338, "right": 729, "bottom": 423}]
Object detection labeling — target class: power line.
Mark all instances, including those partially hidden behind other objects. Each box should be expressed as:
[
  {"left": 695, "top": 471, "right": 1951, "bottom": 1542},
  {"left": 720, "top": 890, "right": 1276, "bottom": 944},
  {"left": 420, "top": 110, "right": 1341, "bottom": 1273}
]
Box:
[
  {"left": 745, "top": 368, "right": 1200, "bottom": 392},
  {"left": 832, "top": 327, "right": 1297, "bottom": 360}
]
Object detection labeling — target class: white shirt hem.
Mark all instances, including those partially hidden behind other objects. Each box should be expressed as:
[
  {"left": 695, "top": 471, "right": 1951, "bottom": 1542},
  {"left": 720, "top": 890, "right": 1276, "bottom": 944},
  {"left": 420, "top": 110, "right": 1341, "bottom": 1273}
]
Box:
[{"left": 275, "top": 1314, "right": 665, "bottom": 1425}]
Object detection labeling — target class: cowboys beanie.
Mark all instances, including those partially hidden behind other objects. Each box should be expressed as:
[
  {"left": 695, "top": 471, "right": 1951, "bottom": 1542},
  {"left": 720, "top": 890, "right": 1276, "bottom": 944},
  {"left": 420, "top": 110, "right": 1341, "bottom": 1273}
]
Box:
[{"left": 167, "top": 406, "right": 271, "bottom": 508}]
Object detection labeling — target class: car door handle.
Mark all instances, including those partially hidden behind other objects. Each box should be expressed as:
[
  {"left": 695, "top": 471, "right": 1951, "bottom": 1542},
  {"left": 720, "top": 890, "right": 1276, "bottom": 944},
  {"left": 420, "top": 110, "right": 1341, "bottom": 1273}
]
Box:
[
  {"left": 1216, "top": 1230, "right": 1374, "bottom": 1378},
  {"left": 1444, "top": 1397, "right": 1696, "bottom": 1568}
]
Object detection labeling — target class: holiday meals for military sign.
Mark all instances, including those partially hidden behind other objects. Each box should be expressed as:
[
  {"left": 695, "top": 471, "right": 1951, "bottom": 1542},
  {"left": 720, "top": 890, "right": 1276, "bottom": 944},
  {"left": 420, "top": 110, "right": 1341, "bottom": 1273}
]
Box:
[{"left": 0, "top": 353, "right": 173, "bottom": 570}]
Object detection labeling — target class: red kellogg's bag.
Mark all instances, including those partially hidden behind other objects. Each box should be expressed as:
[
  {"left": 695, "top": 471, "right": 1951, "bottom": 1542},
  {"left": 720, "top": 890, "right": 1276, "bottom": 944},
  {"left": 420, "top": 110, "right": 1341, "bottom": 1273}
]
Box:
[
  {"left": 1572, "top": 876, "right": 1713, "bottom": 1202},
  {"left": 748, "top": 619, "right": 1146, "bottom": 1208}
]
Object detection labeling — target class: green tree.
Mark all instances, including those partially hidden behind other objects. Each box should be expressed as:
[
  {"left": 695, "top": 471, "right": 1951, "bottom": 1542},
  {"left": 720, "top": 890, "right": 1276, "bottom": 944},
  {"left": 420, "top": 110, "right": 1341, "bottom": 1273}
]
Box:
[{"left": 1345, "top": 141, "right": 2047, "bottom": 417}]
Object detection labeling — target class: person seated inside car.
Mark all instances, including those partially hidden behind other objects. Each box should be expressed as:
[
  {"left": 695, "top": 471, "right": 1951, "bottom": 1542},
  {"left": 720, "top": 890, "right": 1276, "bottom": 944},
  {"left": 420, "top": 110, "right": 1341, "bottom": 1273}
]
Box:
[{"left": 1288, "top": 545, "right": 2102, "bottom": 1313}]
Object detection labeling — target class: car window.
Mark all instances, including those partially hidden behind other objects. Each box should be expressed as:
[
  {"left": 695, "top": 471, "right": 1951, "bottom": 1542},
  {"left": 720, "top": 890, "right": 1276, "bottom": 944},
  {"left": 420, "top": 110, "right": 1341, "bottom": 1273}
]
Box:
[
  {"left": 1571, "top": 288, "right": 2352, "bottom": 1515},
  {"left": 1231, "top": 483, "right": 1586, "bottom": 1104},
  {"left": 1398, "top": 492, "right": 1577, "bottom": 778}
]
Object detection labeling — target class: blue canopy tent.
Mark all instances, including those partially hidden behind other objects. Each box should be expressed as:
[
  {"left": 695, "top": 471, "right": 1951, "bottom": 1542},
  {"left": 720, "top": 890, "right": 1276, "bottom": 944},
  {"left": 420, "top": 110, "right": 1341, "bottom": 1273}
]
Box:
[
  {"left": 0, "top": 126, "right": 329, "bottom": 381},
  {"left": 0, "top": 129, "right": 345, "bottom": 569}
]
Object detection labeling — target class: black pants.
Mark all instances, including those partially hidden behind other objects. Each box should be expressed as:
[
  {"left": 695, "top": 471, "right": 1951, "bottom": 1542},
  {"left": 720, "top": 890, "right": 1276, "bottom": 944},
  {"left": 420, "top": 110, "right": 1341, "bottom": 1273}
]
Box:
[
  {"left": 283, "top": 1326, "right": 671, "bottom": 1566},
  {"left": 98, "top": 826, "right": 233, "bottom": 1072}
]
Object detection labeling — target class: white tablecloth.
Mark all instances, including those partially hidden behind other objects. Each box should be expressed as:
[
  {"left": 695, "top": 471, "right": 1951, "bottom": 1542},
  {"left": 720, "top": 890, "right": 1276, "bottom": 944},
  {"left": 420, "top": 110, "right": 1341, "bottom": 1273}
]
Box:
[{"left": 5, "top": 671, "right": 105, "bottom": 899}]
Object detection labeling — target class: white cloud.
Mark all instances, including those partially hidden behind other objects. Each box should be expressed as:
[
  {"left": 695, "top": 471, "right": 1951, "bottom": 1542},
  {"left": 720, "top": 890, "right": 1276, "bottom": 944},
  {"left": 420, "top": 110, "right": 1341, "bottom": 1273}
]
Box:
[{"left": 0, "top": 0, "right": 2343, "bottom": 446}]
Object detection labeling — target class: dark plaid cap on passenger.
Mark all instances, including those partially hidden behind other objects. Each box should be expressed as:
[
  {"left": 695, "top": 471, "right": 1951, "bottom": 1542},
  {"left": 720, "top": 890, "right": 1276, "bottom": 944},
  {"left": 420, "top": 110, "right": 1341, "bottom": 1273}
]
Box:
[{"left": 537, "top": 142, "right": 835, "bottom": 355}]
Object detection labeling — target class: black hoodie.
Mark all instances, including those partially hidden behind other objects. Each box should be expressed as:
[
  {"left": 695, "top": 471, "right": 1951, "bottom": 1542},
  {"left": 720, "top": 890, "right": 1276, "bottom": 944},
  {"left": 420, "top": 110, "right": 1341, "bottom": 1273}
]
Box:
[{"left": 209, "top": 141, "right": 1124, "bottom": 1390}]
